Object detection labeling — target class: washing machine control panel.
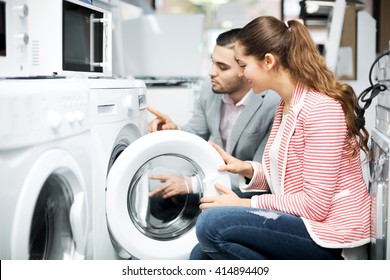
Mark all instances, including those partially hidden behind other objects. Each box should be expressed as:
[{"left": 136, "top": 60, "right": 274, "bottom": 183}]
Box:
[
  {"left": 89, "top": 79, "right": 147, "bottom": 125},
  {"left": 45, "top": 93, "right": 89, "bottom": 132},
  {"left": 122, "top": 88, "right": 146, "bottom": 111},
  {"left": 138, "top": 91, "right": 146, "bottom": 110},
  {"left": 0, "top": 79, "right": 90, "bottom": 149}
]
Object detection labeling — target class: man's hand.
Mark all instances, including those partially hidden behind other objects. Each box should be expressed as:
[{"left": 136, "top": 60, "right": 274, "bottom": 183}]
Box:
[
  {"left": 146, "top": 105, "right": 178, "bottom": 132},
  {"left": 148, "top": 174, "right": 191, "bottom": 199}
]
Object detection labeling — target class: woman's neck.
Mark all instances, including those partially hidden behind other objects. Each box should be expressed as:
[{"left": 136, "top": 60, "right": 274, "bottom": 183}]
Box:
[{"left": 272, "top": 75, "right": 296, "bottom": 109}]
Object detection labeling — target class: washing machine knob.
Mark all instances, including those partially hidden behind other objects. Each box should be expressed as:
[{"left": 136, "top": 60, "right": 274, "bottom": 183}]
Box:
[
  {"left": 74, "top": 110, "right": 85, "bottom": 122},
  {"left": 123, "top": 95, "right": 133, "bottom": 111},
  {"left": 66, "top": 112, "right": 76, "bottom": 124},
  {"left": 47, "top": 110, "right": 62, "bottom": 129},
  {"left": 14, "top": 33, "right": 29, "bottom": 47},
  {"left": 13, "top": 4, "right": 29, "bottom": 17}
]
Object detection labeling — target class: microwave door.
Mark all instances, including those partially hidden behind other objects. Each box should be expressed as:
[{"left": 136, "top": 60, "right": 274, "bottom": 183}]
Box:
[
  {"left": 90, "top": 14, "right": 109, "bottom": 72},
  {"left": 63, "top": 2, "right": 111, "bottom": 74},
  {"left": 0, "top": 1, "right": 5, "bottom": 57},
  {"left": 63, "top": 4, "right": 98, "bottom": 72}
]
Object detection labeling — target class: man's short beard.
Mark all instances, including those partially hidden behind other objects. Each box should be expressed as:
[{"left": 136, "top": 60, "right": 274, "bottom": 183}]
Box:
[
  {"left": 212, "top": 79, "right": 246, "bottom": 95},
  {"left": 211, "top": 88, "right": 224, "bottom": 94}
]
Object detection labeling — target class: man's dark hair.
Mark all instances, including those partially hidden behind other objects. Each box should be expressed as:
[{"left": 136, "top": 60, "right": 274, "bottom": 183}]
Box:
[{"left": 216, "top": 28, "right": 242, "bottom": 49}]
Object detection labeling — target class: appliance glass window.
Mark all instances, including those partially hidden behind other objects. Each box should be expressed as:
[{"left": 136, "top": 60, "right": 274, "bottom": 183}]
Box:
[
  {"left": 63, "top": 1, "right": 103, "bottom": 72},
  {"left": 128, "top": 154, "right": 203, "bottom": 241},
  {"left": 0, "top": 1, "right": 5, "bottom": 56},
  {"left": 29, "top": 174, "right": 74, "bottom": 260},
  {"left": 107, "top": 134, "right": 133, "bottom": 176}
]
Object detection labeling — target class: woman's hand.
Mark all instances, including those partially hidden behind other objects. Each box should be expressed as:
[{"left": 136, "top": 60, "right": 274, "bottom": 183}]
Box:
[
  {"left": 199, "top": 183, "right": 251, "bottom": 209},
  {"left": 209, "top": 141, "right": 254, "bottom": 179}
]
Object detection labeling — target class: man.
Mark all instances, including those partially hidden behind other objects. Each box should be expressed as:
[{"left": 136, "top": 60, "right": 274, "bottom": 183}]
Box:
[{"left": 146, "top": 28, "right": 280, "bottom": 197}]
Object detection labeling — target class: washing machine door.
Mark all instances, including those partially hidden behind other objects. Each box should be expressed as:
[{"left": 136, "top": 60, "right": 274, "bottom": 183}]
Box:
[
  {"left": 11, "top": 149, "right": 89, "bottom": 260},
  {"left": 106, "top": 130, "right": 231, "bottom": 260}
]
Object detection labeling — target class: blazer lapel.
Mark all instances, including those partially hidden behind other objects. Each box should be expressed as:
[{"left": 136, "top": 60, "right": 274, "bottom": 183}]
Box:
[
  {"left": 228, "top": 91, "right": 264, "bottom": 154},
  {"left": 210, "top": 95, "right": 223, "bottom": 147}
]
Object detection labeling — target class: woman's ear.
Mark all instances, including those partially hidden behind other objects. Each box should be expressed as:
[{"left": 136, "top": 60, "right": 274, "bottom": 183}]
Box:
[{"left": 264, "top": 53, "right": 276, "bottom": 71}]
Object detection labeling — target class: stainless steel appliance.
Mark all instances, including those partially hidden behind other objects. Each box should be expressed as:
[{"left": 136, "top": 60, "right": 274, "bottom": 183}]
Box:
[{"left": 369, "top": 49, "right": 390, "bottom": 260}]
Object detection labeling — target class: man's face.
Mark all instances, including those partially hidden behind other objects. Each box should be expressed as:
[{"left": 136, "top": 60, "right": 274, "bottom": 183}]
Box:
[{"left": 208, "top": 45, "right": 246, "bottom": 94}]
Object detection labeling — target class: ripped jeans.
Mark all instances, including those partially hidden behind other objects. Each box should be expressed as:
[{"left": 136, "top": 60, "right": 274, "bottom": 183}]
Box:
[{"left": 190, "top": 206, "right": 343, "bottom": 260}]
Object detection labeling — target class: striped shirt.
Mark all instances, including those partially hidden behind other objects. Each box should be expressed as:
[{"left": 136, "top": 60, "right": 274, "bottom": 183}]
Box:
[{"left": 243, "top": 84, "right": 371, "bottom": 248}]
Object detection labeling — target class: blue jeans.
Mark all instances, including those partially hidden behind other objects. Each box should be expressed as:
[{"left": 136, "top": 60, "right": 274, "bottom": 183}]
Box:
[{"left": 190, "top": 206, "right": 343, "bottom": 260}]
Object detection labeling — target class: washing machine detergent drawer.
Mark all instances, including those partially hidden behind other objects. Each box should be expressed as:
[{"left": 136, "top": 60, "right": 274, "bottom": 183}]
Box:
[{"left": 370, "top": 129, "right": 390, "bottom": 259}]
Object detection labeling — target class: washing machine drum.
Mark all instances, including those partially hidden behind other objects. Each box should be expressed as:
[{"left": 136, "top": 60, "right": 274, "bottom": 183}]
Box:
[{"left": 106, "top": 130, "right": 231, "bottom": 259}]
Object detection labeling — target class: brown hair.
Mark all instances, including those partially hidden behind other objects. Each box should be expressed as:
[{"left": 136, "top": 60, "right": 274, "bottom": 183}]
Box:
[{"left": 237, "top": 16, "right": 370, "bottom": 160}]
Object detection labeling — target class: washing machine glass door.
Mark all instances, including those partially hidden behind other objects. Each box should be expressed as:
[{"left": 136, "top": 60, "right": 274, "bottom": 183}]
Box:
[
  {"left": 29, "top": 174, "right": 74, "bottom": 259},
  {"left": 11, "top": 149, "right": 89, "bottom": 260},
  {"left": 106, "top": 130, "right": 231, "bottom": 260}
]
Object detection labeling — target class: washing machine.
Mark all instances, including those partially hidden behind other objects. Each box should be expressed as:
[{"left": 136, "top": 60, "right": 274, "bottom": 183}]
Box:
[
  {"left": 106, "top": 129, "right": 231, "bottom": 260},
  {"left": 0, "top": 78, "right": 92, "bottom": 260},
  {"left": 88, "top": 78, "right": 149, "bottom": 259}
]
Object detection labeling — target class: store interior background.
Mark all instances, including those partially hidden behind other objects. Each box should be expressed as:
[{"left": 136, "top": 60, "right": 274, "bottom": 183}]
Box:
[
  {"left": 95, "top": 0, "right": 388, "bottom": 185},
  {"left": 96, "top": 0, "right": 385, "bottom": 79}
]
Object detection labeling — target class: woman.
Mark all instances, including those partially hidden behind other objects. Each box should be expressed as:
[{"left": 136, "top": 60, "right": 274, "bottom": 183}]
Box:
[{"left": 190, "top": 16, "right": 371, "bottom": 260}]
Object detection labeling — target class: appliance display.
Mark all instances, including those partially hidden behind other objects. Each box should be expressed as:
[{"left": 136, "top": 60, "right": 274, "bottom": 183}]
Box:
[
  {"left": 88, "top": 78, "right": 148, "bottom": 259},
  {"left": 369, "top": 129, "right": 390, "bottom": 260},
  {"left": 369, "top": 48, "right": 390, "bottom": 260},
  {"left": 0, "top": 0, "right": 112, "bottom": 78},
  {"left": 0, "top": 78, "right": 92, "bottom": 259},
  {"left": 120, "top": 14, "right": 204, "bottom": 80},
  {"left": 106, "top": 130, "right": 231, "bottom": 259}
]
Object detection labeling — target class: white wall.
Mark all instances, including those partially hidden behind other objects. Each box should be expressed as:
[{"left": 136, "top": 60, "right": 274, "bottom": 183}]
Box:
[{"left": 146, "top": 87, "right": 195, "bottom": 127}]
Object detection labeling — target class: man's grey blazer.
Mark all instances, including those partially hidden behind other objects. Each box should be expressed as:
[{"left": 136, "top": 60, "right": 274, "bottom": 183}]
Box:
[{"left": 181, "top": 86, "right": 280, "bottom": 189}]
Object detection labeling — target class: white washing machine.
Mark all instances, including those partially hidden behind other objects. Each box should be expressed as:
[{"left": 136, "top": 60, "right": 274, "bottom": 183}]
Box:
[
  {"left": 106, "top": 130, "right": 231, "bottom": 260},
  {"left": 88, "top": 78, "right": 149, "bottom": 260},
  {"left": 0, "top": 78, "right": 92, "bottom": 260}
]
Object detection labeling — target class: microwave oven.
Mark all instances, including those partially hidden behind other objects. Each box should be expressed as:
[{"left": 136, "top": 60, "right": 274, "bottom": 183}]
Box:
[{"left": 0, "top": 0, "right": 112, "bottom": 78}]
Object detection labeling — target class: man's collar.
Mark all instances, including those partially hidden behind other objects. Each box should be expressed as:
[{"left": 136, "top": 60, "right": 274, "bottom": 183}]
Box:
[{"left": 222, "top": 89, "right": 253, "bottom": 106}]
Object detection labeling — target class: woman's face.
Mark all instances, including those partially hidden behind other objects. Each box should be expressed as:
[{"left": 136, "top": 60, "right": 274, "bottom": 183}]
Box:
[{"left": 234, "top": 42, "right": 269, "bottom": 94}]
